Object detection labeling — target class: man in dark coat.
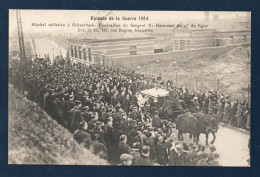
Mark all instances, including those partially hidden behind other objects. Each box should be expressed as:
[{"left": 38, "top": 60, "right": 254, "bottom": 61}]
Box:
[
  {"left": 118, "top": 135, "right": 131, "bottom": 156},
  {"left": 74, "top": 121, "right": 92, "bottom": 149},
  {"left": 123, "top": 94, "right": 131, "bottom": 115},
  {"left": 196, "top": 152, "right": 209, "bottom": 166},
  {"left": 64, "top": 95, "right": 75, "bottom": 127},
  {"left": 90, "top": 134, "right": 107, "bottom": 159},
  {"left": 156, "top": 136, "right": 169, "bottom": 165},
  {"left": 104, "top": 121, "right": 118, "bottom": 164},
  {"left": 152, "top": 111, "right": 162, "bottom": 129},
  {"left": 45, "top": 90, "right": 55, "bottom": 116},
  {"left": 130, "top": 142, "right": 141, "bottom": 160},
  {"left": 70, "top": 100, "right": 84, "bottom": 133},
  {"left": 53, "top": 95, "right": 65, "bottom": 125},
  {"left": 129, "top": 106, "right": 142, "bottom": 122},
  {"left": 111, "top": 93, "right": 117, "bottom": 107},
  {"left": 134, "top": 146, "right": 152, "bottom": 166},
  {"left": 65, "top": 95, "right": 75, "bottom": 111}
]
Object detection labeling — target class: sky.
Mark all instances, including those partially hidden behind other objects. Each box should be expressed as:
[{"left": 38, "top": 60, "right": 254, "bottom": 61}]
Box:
[{"left": 9, "top": 10, "right": 250, "bottom": 36}]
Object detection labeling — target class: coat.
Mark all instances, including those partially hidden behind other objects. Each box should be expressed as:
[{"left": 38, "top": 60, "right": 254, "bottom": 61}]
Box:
[
  {"left": 119, "top": 142, "right": 131, "bottom": 156},
  {"left": 156, "top": 142, "right": 169, "bottom": 165},
  {"left": 70, "top": 108, "right": 84, "bottom": 132},
  {"left": 123, "top": 98, "right": 130, "bottom": 113},
  {"left": 134, "top": 154, "right": 152, "bottom": 166},
  {"left": 196, "top": 159, "right": 209, "bottom": 166},
  {"left": 152, "top": 117, "right": 162, "bottom": 129},
  {"left": 169, "top": 148, "right": 179, "bottom": 166},
  {"left": 129, "top": 111, "right": 142, "bottom": 122}
]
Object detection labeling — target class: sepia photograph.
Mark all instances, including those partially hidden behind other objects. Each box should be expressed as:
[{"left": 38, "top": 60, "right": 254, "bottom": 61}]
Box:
[{"left": 8, "top": 10, "right": 251, "bottom": 166}]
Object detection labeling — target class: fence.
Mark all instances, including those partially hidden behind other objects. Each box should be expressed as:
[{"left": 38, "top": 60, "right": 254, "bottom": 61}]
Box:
[
  {"left": 101, "top": 58, "right": 251, "bottom": 103},
  {"left": 165, "top": 73, "right": 250, "bottom": 103}
]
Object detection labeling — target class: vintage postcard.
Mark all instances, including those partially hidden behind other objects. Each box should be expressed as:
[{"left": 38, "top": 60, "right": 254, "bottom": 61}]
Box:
[{"left": 8, "top": 10, "right": 250, "bottom": 166}]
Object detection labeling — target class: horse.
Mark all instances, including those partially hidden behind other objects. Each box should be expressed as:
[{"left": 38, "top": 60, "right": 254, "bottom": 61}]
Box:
[
  {"left": 176, "top": 112, "right": 218, "bottom": 146},
  {"left": 159, "top": 99, "right": 186, "bottom": 122}
]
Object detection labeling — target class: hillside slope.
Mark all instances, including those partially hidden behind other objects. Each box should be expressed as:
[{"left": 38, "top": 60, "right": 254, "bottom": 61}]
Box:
[
  {"left": 139, "top": 46, "right": 250, "bottom": 101},
  {"left": 8, "top": 85, "right": 108, "bottom": 165}
]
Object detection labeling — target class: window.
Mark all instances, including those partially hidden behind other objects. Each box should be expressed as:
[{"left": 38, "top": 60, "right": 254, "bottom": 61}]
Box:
[
  {"left": 129, "top": 46, "right": 137, "bottom": 55},
  {"left": 74, "top": 46, "right": 77, "bottom": 58},
  {"left": 243, "top": 35, "right": 247, "bottom": 43},
  {"left": 216, "top": 39, "right": 220, "bottom": 46},
  {"left": 180, "top": 40, "right": 185, "bottom": 50},
  {"left": 187, "top": 40, "right": 190, "bottom": 49},
  {"left": 83, "top": 48, "right": 86, "bottom": 61},
  {"left": 175, "top": 40, "right": 178, "bottom": 50},
  {"left": 230, "top": 36, "right": 234, "bottom": 45},
  {"left": 71, "top": 46, "right": 74, "bottom": 57},
  {"left": 88, "top": 48, "right": 92, "bottom": 62},
  {"left": 79, "top": 47, "right": 82, "bottom": 59}
]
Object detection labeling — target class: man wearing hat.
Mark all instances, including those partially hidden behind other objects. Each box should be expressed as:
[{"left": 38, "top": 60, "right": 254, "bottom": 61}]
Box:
[
  {"left": 119, "top": 135, "right": 131, "bottom": 157},
  {"left": 152, "top": 111, "right": 162, "bottom": 129},
  {"left": 134, "top": 146, "right": 152, "bottom": 166},
  {"left": 129, "top": 106, "right": 142, "bottom": 122},
  {"left": 74, "top": 121, "right": 92, "bottom": 149},
  {"left": 196, "top": 152, "right": 209, "bottom": 166},
  {"left": 70, "top": 100, "right": 84, "bottom": 132},
  {"left": 208, "top": 145, "right": 217, "bottom": 161},
  {"left": 208, "top": 153, "right": 221, "bottom": 166},
  {"left": 186, "top": 144, "right": 198, "bottom": 165},
  {"left": 123, "top": 94, "right": 131, "bottom": 115},
  {"left": 90, "top": 134, "right": 107, "bottom": 159},
  {"left": 157, "top": 136, "right": 169, "bottom": 165},
  {"left": 130, "top": 142, "right": 141, "bottom": 165},
  {"left": 64, "top": 94, "right": 75, "bottom": 128}
]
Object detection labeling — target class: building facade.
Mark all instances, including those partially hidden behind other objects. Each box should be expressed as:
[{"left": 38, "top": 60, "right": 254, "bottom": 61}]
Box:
[
  {"left": 68, "top": 37, "right": 155, "bottom": 64},
  {"left": 155, "top": 24, "right": 251, "bottom": 52}
]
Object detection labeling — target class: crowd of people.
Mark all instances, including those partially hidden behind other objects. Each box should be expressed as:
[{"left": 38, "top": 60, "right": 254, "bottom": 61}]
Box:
[{"left": 8, "top": 56, "right": 250, "bottom": 166}]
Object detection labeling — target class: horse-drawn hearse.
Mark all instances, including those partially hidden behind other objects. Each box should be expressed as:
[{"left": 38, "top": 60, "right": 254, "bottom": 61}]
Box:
[
  {"left": 137, "top": 87, "right": 186, "bottom": 122},
  {"left": 137, "top": 87, "right": 218, "bottom": 145}
]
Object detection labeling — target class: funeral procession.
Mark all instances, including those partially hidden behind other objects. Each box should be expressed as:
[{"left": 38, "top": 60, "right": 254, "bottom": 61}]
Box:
[{"left": 8, "top": 10, "right": 251, "bottom": 166}]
